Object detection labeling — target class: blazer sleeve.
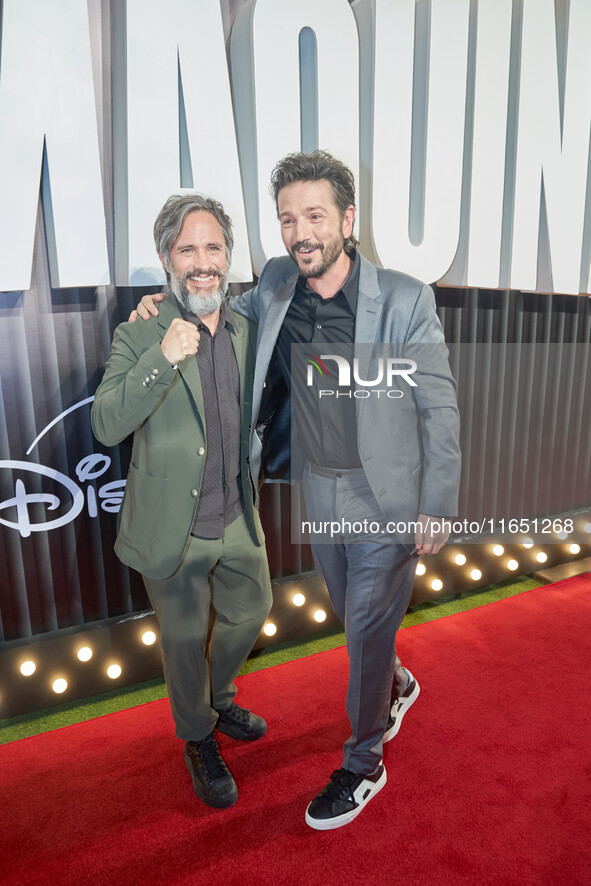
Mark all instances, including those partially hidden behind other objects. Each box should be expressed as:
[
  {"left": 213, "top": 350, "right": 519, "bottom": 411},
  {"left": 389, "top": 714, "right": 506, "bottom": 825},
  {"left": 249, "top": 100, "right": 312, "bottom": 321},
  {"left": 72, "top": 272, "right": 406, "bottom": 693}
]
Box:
[
  {"left": 228, "top": 285, "right": 258, "bottom": 323},
  {"left": 229, "top": 257, "right": 289, "bottom": 323},
  {"left": 406, "top": 285, "right": 461, "bottom": 517},
  {"left": 91, "top": 322, "right": 178, "bottom": 447}
]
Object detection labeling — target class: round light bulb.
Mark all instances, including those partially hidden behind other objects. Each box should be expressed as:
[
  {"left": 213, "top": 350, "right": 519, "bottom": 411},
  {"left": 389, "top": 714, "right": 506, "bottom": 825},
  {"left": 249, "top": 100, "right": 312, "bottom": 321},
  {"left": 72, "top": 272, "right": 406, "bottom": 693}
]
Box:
[
  {"left": 52, "top": 678, "right": 68, "bottom": 694},
  {"left": 555, "top": 530, "right": 568, "bottom": 541},
  {"left": 77, "top": 646, "right": 92, "bottom": 662},
  {"left": 263, "top": 623, "right": 277, "bottom": 637},
  {"left": 431, "top": 579, "right": 443, "bottom": 591},
  {"left": 415, "top": 562, "right": 426, "bottom": 575},
  {"left": 454, "top": 554, "right": 466, "bottom": 566},
  {"left": 313, "top": 609, "right": 327, "bottom": 623},
  {"left": 142, "top": 631, "right": 157, "bottom": 646},
  {"left": 583, "top": 523, "right": 591, "bottom": 534},
  {"left": 470, "top": 569, "right": 482, "bottom": 581},
  {"left": 507, "top": 559, "right": 519, "bottom": 571},
  {"left": 20, "top": 660, "right": 36, "bottom": 677},
  {"left": 292, "top": 593, "right": 306, "bottom": 607},
  {"left": 523, "top": 538, "right": 534, "bottom": 549},
  {"left": 492, "top": 545, "right": 504, "bottom": 556},
  {"left": 569, "top": 544, "right": 580, "bottom": 555},
  {"left": 107, "top": 664, "right": 122, "bottom": 679},
  {"left": 536, "top": 552, "right": 547, "bottom": 563}
]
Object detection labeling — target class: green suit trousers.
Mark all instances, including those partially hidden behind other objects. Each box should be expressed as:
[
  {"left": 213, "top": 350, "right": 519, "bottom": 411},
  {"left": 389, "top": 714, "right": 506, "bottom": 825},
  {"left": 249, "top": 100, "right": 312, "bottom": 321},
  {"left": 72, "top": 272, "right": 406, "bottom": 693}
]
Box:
[{"left": 143, "top": 512, "right": 272, "bottom": 741}]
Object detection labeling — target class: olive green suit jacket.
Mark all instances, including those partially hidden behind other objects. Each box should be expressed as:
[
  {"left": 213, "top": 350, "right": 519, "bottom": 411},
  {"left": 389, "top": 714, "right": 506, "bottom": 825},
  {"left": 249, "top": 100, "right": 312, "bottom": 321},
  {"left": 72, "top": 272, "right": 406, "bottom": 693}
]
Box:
[{"left": 91, "top": 297, "right": 263, "bottom": 580}]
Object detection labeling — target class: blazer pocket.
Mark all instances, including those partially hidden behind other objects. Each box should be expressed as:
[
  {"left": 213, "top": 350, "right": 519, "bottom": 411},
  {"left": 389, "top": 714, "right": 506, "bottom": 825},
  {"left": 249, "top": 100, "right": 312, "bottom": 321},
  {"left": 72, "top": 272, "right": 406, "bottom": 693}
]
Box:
[{"left": 118, "top": 464, "right": 167, "bottom": 551}]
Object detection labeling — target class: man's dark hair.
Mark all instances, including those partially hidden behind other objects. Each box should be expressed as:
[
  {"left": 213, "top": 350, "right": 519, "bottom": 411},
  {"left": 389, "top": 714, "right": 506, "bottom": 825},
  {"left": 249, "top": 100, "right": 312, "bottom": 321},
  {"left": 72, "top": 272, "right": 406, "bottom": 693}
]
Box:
[{"left": 269, "top": 150, "right": 359, "bottom": 253}]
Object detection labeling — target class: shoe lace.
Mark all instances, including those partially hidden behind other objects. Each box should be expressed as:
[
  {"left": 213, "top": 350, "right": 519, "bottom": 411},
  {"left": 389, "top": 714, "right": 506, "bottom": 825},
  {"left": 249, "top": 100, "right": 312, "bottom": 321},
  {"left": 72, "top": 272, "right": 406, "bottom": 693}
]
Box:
[
  {"left": 225, "top": 702, "right": 250, "bottom": 725},
  {"left": 325, "top": 768, "right": 358, "bottom": 803},
  {"left": 197, "top": 732, "right": 227, "bottom": 780}
]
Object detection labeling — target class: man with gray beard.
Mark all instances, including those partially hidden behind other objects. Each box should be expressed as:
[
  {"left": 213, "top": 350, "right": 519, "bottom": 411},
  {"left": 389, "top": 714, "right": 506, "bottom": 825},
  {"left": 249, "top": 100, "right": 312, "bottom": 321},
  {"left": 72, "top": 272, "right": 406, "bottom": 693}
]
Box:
[{"left": 92, "top": 194, "right": 272, "bottom": 810}]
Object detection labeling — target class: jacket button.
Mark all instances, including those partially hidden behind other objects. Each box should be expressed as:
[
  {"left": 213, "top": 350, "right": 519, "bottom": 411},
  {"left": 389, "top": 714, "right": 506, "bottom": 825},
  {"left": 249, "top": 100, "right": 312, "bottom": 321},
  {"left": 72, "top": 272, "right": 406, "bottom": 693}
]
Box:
[
  {"left": 191, "top": 489, "right": 198, "bottom": 498},
  {"left": 197, "top": 447, "right": 205, "bottom": 456}
]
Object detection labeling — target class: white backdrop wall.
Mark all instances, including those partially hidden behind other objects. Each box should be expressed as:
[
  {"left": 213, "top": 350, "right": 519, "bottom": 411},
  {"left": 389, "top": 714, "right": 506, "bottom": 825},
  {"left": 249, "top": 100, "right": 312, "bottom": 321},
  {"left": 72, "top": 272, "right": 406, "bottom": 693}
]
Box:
[{"left": 1, "top": 0, "right": 591, "bottom": 293}]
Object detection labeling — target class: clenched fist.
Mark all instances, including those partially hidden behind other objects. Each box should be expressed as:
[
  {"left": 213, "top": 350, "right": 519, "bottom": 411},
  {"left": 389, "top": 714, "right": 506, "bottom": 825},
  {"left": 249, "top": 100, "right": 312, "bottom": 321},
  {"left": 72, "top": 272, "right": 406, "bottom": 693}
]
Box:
[{"left": 160, "top": 318, "right": 200, "bottom": 365}]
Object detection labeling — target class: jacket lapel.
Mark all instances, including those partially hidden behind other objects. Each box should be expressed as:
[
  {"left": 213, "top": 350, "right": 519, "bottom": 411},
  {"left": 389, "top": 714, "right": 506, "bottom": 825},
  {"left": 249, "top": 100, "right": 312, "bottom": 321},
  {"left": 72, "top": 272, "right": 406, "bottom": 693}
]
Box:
[
  {"left": 354, "top": 254, "right": 382, "bottom": 359},
  {"left": 252, "top": 274, "right": 297, "bottom": 423},
  {"left": 354, "top": 255, "right": 383, "bottom": 423}
]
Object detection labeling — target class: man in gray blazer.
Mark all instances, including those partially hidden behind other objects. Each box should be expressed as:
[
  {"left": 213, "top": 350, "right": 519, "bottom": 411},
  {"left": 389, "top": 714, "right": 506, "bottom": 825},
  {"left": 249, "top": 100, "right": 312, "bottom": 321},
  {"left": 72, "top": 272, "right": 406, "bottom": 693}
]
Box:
[{"left": 135, "top": 151, "right": 461, "bottom": 830}]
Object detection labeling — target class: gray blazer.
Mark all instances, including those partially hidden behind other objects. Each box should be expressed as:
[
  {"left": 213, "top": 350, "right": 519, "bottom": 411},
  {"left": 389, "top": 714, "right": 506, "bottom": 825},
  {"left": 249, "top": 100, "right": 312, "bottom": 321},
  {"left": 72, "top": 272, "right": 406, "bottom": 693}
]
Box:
[{"left": 231, "top": 253, "right": 461, "bottom": 528}]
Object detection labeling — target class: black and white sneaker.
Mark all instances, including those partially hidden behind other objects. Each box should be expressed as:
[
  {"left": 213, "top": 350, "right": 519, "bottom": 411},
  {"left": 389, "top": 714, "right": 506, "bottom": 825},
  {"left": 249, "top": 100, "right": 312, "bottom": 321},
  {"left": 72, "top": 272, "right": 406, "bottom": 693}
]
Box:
[
  {"left": 384, "top": 669, "right": 420, "bottom": 743},
  {"left": 305, "top": 763, "right": 387, "bottom": 830}
]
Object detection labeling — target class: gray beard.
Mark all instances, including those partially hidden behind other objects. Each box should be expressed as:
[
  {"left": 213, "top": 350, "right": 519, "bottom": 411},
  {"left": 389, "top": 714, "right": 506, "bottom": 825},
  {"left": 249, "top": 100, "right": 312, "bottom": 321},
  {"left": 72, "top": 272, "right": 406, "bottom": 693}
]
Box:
[{"left": 169, "top": 273, "right": 228, "bottom": 317}]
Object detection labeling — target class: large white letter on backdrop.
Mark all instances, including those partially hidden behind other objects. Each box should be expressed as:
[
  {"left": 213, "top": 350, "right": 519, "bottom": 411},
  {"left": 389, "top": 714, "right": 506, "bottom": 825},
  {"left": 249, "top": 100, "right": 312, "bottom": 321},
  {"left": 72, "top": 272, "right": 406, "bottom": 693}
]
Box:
[
  {"left": 230, "top": 0, "right": 360, "bottom": 275},
  {"left": 463, "top": 0, "right": 512, "bottom": 289},
  {"left": 510, "top": 0, "right": 591, "bottom": 294},
  {"left": 113, "top": 0, "right": 250, "bottom": 285},
  {"left": 372, "top": 0, "right": 470, "bottom": 284},
  {"left": 0, "top": 0, "right": 109, "bottom": 291}
]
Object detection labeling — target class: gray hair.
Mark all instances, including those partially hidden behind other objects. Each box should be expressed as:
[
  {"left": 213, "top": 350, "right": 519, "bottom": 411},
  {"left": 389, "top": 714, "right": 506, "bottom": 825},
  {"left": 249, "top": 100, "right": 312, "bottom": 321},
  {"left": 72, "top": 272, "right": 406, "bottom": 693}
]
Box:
[
  {"left": 153, "top": 193, "right": 234, "bottom": 278},
  {"left": 269, "top": 150, "right": 359, "bottom": 253}
]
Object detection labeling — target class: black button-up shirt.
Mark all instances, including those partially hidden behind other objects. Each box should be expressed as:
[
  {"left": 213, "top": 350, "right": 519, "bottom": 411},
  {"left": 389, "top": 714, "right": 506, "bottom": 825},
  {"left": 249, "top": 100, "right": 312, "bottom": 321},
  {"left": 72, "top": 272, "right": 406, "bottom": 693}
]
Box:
[
  {"left": 180, "top": 300, "right": 242, "bottom": 538},
  {"left": 275, "top": 250, "right": 362, "bottom": 468}
]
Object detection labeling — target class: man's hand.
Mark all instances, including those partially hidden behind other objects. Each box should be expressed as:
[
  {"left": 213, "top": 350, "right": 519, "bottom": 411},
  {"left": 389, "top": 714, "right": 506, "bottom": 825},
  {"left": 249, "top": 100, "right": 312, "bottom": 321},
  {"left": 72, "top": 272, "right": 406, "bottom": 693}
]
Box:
[
  {"left": 129, "top": 291, "right": 167, "bottom": 322},
  {"left": 415, "top": 513, "right": 450, "bottom": 556},
  {"left": 160, "top": 318, "right": 200, "bottom": 365}
]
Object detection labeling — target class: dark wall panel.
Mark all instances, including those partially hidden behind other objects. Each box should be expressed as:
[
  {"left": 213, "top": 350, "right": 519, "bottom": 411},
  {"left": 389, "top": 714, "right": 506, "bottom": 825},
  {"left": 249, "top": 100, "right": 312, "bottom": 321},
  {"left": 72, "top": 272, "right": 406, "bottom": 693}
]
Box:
[{"left": 1, "top": 286, "right": 589, "bottom": 643}]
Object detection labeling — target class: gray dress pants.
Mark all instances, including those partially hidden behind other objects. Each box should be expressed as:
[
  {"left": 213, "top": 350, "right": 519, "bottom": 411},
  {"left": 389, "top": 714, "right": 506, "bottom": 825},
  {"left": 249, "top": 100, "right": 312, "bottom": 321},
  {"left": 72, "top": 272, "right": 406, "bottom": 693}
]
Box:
[{"left": 302, "top": 464, "right": 415, "bottom": 775}]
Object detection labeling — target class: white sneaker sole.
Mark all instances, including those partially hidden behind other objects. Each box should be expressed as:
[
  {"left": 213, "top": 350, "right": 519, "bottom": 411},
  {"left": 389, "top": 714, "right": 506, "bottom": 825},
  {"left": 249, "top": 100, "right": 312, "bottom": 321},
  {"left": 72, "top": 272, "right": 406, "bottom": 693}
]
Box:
[
  {"left": 383, "top": 677, "right": 420, "bottom": 743},
  {"left": 305, "top": 767, "right": 387, "bottom": 831}
]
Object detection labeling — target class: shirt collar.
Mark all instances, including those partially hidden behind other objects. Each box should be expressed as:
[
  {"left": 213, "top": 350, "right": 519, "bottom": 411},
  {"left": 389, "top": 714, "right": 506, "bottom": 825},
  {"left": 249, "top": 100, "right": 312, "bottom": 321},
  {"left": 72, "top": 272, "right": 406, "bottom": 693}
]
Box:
[{"left": 217, "top": 299, "right": 235, "bottom": 330}]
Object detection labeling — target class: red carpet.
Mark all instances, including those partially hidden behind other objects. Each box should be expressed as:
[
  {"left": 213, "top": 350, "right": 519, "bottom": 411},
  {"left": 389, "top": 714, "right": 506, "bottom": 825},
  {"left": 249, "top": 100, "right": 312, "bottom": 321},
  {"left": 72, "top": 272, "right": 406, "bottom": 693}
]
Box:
[{"left": 2, "top": 575, "right": 590, "bottom": 886}]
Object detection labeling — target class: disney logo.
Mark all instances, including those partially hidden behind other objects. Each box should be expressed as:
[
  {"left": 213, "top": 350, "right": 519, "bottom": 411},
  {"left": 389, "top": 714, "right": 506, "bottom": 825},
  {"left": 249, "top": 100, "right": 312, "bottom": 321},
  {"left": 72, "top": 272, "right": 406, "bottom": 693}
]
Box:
[{"left": 0, "top": 398, "right": 125, "bottom": 538}]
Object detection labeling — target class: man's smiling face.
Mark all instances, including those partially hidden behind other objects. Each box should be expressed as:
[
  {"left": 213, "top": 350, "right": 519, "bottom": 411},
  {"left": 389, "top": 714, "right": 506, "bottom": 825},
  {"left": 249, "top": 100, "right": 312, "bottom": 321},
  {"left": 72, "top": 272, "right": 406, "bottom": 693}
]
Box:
[
  {"left": 277, "top": 179, "right": 354, "bottom": 279},
  {"left": 163, "top": 210, "right": 228, "bottom": 315}
]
